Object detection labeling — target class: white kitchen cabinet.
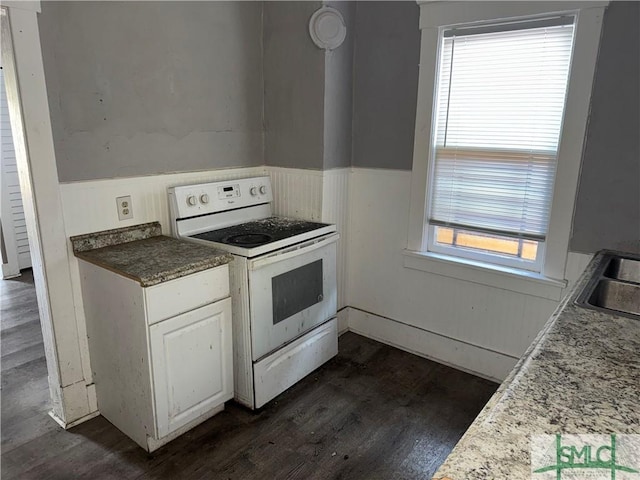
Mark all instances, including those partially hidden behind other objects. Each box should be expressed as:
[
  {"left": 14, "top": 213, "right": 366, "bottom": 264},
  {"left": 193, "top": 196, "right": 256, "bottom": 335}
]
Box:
[
  {"left": 77, "top": 261, "right": 233, "bottom": 452},
  {"left": 150, "top": 298, "right": 231, "bottom": 438}
]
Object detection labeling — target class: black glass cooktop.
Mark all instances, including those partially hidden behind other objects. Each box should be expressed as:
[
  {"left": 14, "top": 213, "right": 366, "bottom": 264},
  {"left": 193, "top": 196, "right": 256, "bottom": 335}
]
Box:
[{"left": 192, "top": 217, "right": 331, "bottom": 248}]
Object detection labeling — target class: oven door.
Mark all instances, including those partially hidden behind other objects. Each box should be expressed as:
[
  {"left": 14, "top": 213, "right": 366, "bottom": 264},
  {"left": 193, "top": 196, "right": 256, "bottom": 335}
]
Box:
[{"left": 247, "top": 233, "right": 338, "bottom": 361}]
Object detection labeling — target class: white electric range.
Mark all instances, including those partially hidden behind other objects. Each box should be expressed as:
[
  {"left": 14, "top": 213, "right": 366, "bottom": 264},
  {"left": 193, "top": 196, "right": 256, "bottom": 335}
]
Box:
[{"left": 168, "top": 176, "right": 339, "bottom": 409}]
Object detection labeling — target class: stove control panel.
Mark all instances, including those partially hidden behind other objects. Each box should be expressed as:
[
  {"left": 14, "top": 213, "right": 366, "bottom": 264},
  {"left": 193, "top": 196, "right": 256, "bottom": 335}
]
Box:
[
  {"left": 218, "top": 184, "right": 240, "bottom": 200},
  {"left": 169, "top": 176, "right": 273, "bottom": 220}
]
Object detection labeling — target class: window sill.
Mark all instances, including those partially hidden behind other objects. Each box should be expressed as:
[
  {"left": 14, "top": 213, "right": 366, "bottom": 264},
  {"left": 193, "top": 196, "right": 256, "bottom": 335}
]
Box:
[{"left": 402, "top": 250, "right": 567, "bottom": 301}]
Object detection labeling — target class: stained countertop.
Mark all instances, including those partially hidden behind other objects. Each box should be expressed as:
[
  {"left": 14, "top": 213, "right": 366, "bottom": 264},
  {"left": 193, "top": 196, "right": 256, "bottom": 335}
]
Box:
[
  {"left": 432, "top": 251, "right": 640, "bottom": 479},
  {"left": 71, "top": 222, "right": 233, "bottom": 287}
]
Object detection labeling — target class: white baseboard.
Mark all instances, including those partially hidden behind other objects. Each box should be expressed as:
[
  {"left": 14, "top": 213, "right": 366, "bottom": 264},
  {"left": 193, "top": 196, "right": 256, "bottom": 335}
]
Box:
[
  {"left": 337, "top": 308, "right": 349, "bottom": 335},
  {"left": 49, "top": 409, "right": 100, "bottom": 430},
  {"left": 344, "top": 307, "right": 517, "bottom": 383}
]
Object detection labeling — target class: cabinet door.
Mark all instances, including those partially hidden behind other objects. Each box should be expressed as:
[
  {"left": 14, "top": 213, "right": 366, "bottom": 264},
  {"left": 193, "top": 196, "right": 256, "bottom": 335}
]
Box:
[{"left": 150, "top": 297, "right": 232, "bottom": 438}]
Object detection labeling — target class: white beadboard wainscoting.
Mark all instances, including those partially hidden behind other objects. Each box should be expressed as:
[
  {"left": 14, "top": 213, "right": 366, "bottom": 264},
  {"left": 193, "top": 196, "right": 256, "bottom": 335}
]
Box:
[
  {"left": 58, "top": 165, "right": 589, "bottom": 422},
  {"left": 345, "top": 167, "right": 592, "bottom": 381},
  {"left": 60, "top": 166, "right": 265, "bottom": 390},
  {"left": 264, "top": 166, "right": 351, "bottom": 309},
  {"left": 268, "top": 167, "right": 324, "bottom": 221},
  {"left": 60, "top": 166, "right": 266, "bottom": 237},
  {"left": 321, "top": 169, "right": 351, "bottom": 310},
  {"left": 59, "top": 165, "right": 351, "bottom": 396}
]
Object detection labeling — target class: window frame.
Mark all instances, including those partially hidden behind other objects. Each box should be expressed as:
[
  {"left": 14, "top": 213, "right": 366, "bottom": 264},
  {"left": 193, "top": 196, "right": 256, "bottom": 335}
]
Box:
[
  {"left": 406, "top": 1, "right": 608, "bottom": 282},
  {"left": 426, "top": 17, "right": 576, "bottom": 273},
  {"left": 427, "top": 225, "right": 546, "bottom": 272}
]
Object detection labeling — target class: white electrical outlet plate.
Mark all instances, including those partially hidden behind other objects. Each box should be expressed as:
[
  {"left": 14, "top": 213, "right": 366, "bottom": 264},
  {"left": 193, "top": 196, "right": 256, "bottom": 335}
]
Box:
[{"left": 116, "top": 195, "right": 133, "bottom": 221}]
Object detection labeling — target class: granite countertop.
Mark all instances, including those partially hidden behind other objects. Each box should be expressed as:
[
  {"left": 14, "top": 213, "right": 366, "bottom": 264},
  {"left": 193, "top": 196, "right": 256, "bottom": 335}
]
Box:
[
  {"left": 71, "top": 222, "right": 233, "bottom": 287},
  {"left": 433, "top": 251, "right": 640, "bottom": 480}
]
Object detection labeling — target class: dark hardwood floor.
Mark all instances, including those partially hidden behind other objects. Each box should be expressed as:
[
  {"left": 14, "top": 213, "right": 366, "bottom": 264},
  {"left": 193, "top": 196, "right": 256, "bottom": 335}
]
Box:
[{"left": 1, "top": 270, "right": 497, "bottom": 480}]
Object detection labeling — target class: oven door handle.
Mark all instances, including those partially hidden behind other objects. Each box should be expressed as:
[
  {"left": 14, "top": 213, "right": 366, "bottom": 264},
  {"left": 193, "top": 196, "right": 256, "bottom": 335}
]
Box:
[{"left": 249, "top": 233, "right": 339, "bottom": 270}]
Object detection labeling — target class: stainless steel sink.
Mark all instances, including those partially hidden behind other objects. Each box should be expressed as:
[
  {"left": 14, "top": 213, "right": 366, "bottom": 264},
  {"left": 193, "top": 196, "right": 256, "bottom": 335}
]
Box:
[
  {"left": 577, "top": 252, "right": 640, "bottom": 319},
  {"left": 604, "top": 257, "right": 640, "bottom": 283},
  {"left": 588, "top": 279, "right": 640, "bottom": 317}
]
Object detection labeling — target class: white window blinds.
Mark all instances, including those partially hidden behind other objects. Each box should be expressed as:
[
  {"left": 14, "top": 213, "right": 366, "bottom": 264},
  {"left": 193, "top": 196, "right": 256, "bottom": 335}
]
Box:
[{"left": 429, "top": 18, "right": 575, "bottom": 241}]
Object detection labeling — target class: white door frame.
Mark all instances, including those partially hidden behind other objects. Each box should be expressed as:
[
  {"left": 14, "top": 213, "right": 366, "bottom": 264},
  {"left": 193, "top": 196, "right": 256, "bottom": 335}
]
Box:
[
  {"left": 1, "top": 66, "right": 31, "bottom": 278},
  {"left": 1, "top": 2, "right": 95, "bottom": 426}
]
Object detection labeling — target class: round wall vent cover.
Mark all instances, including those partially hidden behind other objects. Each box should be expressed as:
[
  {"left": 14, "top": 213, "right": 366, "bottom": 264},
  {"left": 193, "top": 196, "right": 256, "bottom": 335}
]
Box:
[{"left": 309, "top": 6, "right": 347, "bottom": 51}]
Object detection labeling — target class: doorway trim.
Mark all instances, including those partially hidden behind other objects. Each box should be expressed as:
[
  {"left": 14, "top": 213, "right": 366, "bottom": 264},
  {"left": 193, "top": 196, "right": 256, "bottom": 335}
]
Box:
[
  {"left": 1, "top": 66, "right": 32, "bottom": 278},
  {"left": 1, "top": 2, "right": 95, "bottom": 426}
]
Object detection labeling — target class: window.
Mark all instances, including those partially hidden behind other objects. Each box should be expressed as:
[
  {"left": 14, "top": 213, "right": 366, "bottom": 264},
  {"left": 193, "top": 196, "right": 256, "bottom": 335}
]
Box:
[
  {"left": 407, "top": 2, "right": 606, "bottom": 282},
  {"left": 427, "top": 18, "right": 575, "bottom": 271}
]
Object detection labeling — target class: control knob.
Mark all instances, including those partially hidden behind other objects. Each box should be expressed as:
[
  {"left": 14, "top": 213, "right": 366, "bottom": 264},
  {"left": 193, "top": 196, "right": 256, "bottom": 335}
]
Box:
[
  {"left": 259, "top": 185, "right": 267, "bottom": 195},
  {"left": 200, "top": 194, "right": 210, "bottom": 204},
  {"left": 186, "top": 195, "right": 197, "bottom": 206},
  {"left": 250, "top": 187, "right": 258, "bottom": 196}
]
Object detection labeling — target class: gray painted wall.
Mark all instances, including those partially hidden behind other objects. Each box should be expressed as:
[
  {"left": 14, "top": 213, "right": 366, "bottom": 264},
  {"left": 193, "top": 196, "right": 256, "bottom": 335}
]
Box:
[
  {"left": 349, "top": 1, "right": 639, "bottom": 253},
  {"left": 263, "top": 1, "right": 325, "bottom": 170},
  {"left": 39, "top": 1, "right": 264, "bottom": 182},
  {"left": 352, "top": 1, "right": 420, "bottom": 170},
  {"left": 323, "top": 1, "right": 355, "bottom": 170},
  {"left": 571, "top": 1, "right": 640, "bottom": 254}
]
